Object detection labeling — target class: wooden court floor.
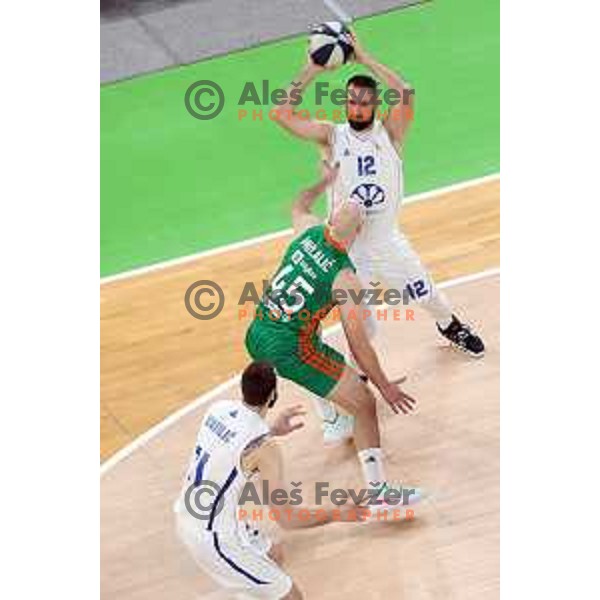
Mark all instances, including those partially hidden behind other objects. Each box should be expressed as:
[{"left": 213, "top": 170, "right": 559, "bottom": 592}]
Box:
[
  {"left": 101, "top": 273, "right": 499, "bottom": 599},
  {"left": 101, "top": 177, "right": 499, "bottom": 599},
  {"left": 100, "top": 178, "right": 499, "bottom": 461}
]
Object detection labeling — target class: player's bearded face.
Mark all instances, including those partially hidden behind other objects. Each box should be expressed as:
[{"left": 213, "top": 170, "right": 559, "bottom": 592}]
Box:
[{"left": 346, "top": 85, "right": 376, "bottom": 131}]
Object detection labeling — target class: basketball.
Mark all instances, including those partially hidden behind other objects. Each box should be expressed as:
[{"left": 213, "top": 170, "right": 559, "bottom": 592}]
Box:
[{"left": 309, "top": 21, "right": 354, "bottom": 69}]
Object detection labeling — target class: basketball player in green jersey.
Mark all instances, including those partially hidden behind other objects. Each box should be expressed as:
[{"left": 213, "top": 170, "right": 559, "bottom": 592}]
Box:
[{"left": 246, "top": 163, "right": 419, "bottom": 503}]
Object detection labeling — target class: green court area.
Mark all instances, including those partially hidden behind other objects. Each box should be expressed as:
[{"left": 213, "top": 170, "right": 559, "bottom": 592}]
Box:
[{"left": 101, "top": 0, "right": 499, "bottom": 276}]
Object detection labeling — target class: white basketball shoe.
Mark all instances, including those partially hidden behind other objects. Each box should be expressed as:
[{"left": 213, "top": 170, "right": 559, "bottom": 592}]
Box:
[
  {"left": 368, "top": 482, "right": 424, "bottom": 521},
  {"left": 311, "top": 396, "right": 355, "bottom": 446},
  {"left": 322, "top": 412, "right": 355, "bottom": 446}
]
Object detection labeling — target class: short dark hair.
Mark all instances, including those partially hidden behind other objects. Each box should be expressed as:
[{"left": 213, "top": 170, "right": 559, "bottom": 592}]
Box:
[
  {"left": 346, "top": 74, "right": 378, "bottom": 92},
  {"left": 241, "top": 361, "right": 277, "bottom": 407}
]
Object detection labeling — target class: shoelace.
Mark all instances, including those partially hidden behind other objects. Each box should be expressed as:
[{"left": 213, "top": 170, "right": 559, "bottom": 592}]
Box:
[{"left": 457, "top": 326, "right": 472, "bottom": 341}]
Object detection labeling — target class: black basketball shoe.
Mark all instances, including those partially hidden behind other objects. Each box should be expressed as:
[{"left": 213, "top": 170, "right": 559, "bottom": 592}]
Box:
[{"left": 437, "top": 315, "right": 485, "bottom": 358}]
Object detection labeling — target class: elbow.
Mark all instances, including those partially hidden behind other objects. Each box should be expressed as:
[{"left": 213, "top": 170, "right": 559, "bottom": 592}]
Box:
[
  {"left": 292, "top": 194, "right": 307, "bottom": 214},
  {"left": 272, "top": 103, "right": 293, "bottom": 129},
  {"left": 271, "top": 106, "right": 285, "bottom": 127},
  {"left": 403, "top": 87, "right": 415, "bottom": 110},
  {"left": 295, "top": 191, "right": 313, "bottom": 210}
]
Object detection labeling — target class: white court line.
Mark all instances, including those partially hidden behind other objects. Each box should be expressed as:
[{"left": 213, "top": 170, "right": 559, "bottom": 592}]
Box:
[
  {"left": 437, "top": 267, "right": 500, "bottom": 290},
  {"left": 100, "top": 266, "right": 500, "bottom": 476},
  {"left": 100, "top": 172, "right": 499, "bottom": 285}
]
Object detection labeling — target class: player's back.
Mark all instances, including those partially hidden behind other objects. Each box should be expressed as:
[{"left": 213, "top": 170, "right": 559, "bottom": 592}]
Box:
[
  {"left": 327, "top": 120, "right": 403, "bottom": 249},
  {"left": 253, "top": 224, "right": 355, "bottom": 330},
  {"left": 174, "top": 399, "right": 270, "bottom": 538}
]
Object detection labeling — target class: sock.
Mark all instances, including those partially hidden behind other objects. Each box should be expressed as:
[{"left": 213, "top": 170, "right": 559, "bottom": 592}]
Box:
[
  {"left": 358, "top": 448, "right": 386, "bottom": 488},
  {"left": 424, "top": 287, "right": 454, "bottom": 329},
  {"left": 436, "top": 314, "right": 454, "bottom": 331}
]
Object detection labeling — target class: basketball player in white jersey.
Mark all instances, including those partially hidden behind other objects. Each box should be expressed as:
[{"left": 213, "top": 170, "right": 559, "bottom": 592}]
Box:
[
  {"left": 273, "top": 31, "right": 485, "bottom": 443},
  {"left": 174, "top": 362, "right": 369, "bottom": 599}
]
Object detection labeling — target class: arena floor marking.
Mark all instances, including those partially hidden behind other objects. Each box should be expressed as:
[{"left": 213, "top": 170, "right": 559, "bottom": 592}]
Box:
[
  {"left": 100, "top": 172, "right": 499, "bottom": 285},
  {"left": 100, "top": 265, "right": 499, "bottom": 476},
  {"left": 101, "top": 178, "right": 499, "bottom": 460}
]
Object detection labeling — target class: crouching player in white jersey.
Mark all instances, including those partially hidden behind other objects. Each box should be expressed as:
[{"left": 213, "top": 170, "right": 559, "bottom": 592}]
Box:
[
  {"left": 272, "top": 31, "right": 485, "bottom": 444},
  {"left": 174, "top": 362, "right": 368, "bottom": 599}
]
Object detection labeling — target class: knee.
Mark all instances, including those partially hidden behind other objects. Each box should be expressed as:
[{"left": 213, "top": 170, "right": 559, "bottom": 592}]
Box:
[
  {"left": 283, "top": 582, "right": 304, "bottom": 600},
  {"left": 268, "top": 543, "right": 284, "bottom": 566},
  {"left": 354, "top": 386, "right": 377, "bottom": 421}
]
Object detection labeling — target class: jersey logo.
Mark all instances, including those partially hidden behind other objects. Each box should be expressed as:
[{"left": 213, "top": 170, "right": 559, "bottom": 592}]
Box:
[
  {"left": 343, "top": 148, "right": 350, "bottom": 157},
  {"left": 229, "top": 410, "right": 238, "bottom": 418},
  {"left": 351, "top": 183, "right": 386, "bottom": 208}
]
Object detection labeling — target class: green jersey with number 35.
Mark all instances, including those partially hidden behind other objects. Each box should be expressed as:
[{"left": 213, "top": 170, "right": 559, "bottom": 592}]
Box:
[{"left": 255, "top": 224, "right": 355, "bottom": 331}]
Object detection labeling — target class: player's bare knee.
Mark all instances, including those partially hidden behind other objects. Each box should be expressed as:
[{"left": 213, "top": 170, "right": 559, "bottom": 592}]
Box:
[
  {"left": 283, "top": 582, "right": 304, "bottom": 599},
  {"left": 268, "top": 542, "right": 285, "bottom": 566},
  {"left": 353, "top": 384, "right": 377, "bottom": 422}
]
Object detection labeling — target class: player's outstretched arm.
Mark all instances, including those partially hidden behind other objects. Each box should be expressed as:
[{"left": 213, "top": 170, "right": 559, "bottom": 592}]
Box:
[
  {"left": 351, "top": 32, "right": 415, "bottom": 147},
  {"left": 272, "top": 62, "right": 332, "bottom": 144},
  {"left": 269, "top": 404, "right": 306, "bottom": 437},
  {"left": 291, "top": 161, "right": 339, "bottom": 234},
  {"left": 334, "top": 269, "right": 417, "bottom": 415}
]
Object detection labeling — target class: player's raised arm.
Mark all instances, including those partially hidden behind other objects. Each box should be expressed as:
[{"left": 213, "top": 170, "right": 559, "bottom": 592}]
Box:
[
  {"left": 334, "top": 268, "right": 417, "bottom": 415},
  {"left": 272, "top": 62, "right": 333, "bottom": 145},
  {"left": 351, "top": 32, "right": 415, "bottom": 148},
  {"left": 291, "top": 161, "right": 339, "bottom": 234}
]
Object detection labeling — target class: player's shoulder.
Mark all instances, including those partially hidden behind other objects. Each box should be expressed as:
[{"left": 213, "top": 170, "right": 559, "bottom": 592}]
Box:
[
  {"left": 305, "top": 221, "right": 325, "bottom": 235},
  {"left": 204, "top": 399, "right": 255, "bottom": 426},
  {"left": 328, "top": 121, "right": 349, "bottom": 143},
  {"left": 333, "top": 121, "right": 350, "bottom": 134},
  {"left": 333, "top": 265, "right": 358, "bottom": 290},
  {"left": 330, "top": 121, "right": 348, "bottom": 131},
  {"left": 207, "top": 398, "right": 236, "bottom": 415},
  {"left": 292, "top": 220, "right": 323, "bottom": 241},
  {"left": 308, "top": 120, "right": 336, "bottom": 147},
  {"left": 374, "top": 118, "right": 391, "bottom": 139}
]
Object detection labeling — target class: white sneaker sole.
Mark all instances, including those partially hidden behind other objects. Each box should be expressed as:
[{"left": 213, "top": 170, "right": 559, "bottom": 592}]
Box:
[{"left": 446, "top": 340, "right": 486, "bottom": 359}]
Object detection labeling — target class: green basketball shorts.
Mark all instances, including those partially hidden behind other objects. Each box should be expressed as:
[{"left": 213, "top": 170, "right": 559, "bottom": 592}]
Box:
[{"left": 245, "top": 319, "right": 346, "bottom": 398}]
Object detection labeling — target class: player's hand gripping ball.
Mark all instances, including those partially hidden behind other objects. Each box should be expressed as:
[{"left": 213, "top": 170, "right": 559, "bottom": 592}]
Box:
[{"left": 308, "top": 21, "right": 354, "bottom": 69}]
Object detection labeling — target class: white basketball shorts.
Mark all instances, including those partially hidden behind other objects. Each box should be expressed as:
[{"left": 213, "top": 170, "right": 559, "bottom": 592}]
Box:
[
  {"left": 176, "top": 513, "right": 292, "bottom": 599},
  {"left": 350, "top": 229, "right": 435, "bottom": 304}
]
